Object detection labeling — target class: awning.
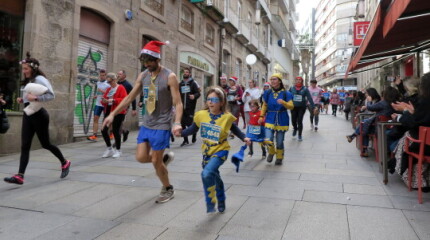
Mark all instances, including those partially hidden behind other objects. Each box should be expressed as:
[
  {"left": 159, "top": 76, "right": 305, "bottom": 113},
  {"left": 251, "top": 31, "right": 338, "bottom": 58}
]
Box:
[{"left": 347, "top": 0, "right": 430, "bottom": 74}]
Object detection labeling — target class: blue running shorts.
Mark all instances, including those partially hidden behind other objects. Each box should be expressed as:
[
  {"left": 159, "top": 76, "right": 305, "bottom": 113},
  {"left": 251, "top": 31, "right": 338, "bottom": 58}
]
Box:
[
  {"left": 94, "top": 106, "right": 104, "bottom": 117},
  {"left": 137, "top": 125, "right": 170, "bottom": 150}
]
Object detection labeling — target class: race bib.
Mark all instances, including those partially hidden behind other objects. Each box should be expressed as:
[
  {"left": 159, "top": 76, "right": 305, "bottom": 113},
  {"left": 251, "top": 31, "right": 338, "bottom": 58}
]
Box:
[
  {"left": 312, "top": 92, "right": 319, "bottom": 97},
  {"left": 293, "top": 94, "right": 303, "bottom": 102},
  {"left": 200, "top": 122, "right": 221, "bottom": 143},
  {"left": 143, "top": 86, "right": 158, "bottom": 101},
  {"left": 248, "top": 125, "right": 261, "bottom": 135},
  {"left": 181, "top": 86, "right": 190, "bottom": 94},
  {"left": 227, "top": 95, "right": 235, "bottom": 102}
]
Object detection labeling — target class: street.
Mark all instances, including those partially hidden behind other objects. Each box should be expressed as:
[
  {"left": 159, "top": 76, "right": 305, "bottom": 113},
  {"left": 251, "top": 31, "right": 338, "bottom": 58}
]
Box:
[{"left": 1, "top": 112, "right": 429, "bottom": 240}]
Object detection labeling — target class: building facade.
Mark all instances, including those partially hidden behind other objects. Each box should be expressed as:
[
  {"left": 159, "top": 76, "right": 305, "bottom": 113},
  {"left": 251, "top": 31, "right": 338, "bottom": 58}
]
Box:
[
  {"left": 314, "top": 0, "right": 357, "bottom": 90},
  {"left": 0, "top": 0, "right": 296, "bottom": 155}
]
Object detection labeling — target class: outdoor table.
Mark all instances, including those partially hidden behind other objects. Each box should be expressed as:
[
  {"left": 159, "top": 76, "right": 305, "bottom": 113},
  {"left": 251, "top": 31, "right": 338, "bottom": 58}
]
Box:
[{"left": 376, "top": 121, "right": 402, "bottom": 184}]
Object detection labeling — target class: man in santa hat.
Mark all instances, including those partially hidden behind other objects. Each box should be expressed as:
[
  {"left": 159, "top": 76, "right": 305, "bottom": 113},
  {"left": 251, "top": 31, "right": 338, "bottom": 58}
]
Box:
[
  {"left": 226, "top": 76, "right": 243, "bottom": 138},
  {"left": 103, "top": 40, "right": 183, "bottom": 203}
]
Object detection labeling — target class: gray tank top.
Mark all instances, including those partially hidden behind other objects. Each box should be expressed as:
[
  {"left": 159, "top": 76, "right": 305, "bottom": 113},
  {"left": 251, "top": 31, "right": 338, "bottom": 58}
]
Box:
[{"left": 141, "top": 67, "right": 173, "bottom": 130}]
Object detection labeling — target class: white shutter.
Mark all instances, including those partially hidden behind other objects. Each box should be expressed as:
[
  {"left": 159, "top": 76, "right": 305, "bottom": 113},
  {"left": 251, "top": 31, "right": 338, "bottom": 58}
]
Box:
[{"left": 73, "top": 37, "right": 108, "bottom": 137}]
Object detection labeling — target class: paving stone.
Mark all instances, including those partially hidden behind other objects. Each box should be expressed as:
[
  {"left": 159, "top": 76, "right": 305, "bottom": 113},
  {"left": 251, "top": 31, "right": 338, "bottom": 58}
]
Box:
[
  {"left": 348, "top": 205, "right": 419, "bottom": 240},
  {"left": 227, "top": 169, "right": 300, "bottom": 180},
  {"left": 78, "top": 165, "right": 155, "bottom": 177},
  {"left": 157, "top": 227, "right": 218, "bottom": 240},
  {"left": 389, "top": 195, "right": 430, "bottom": 211},
  {"left": 95, "top": 223, "right": 166, "bottom": 240},
  {"left": 120, "top": 190, "right": 202, "bottom": 226},
  {"left": 303, "top": 190, "right": 393, "bottom": 208},
  {"left": 165, "top": 195, "right": 248, "bottom": 234},
  {"left": 33, "top": 217, "right": 118, "bottom": 240},
  {"left": 259, "top": 178, "right": 343, "bottom": 192},
  {"left": 343, "top": 183, "right": 386, "bottom": 195},
  {"left": 227, "top": 184, "right": 303, "bottom": 200},
  {"left": 282, "top": 201, "right": 348, "bottom": 240},
  {"left": 0, "top": 207, "right": 76, "bottom": 239},
  {"left": 218, "top": 197, "right": 294, "bottom": 240},
  {"left": 300, "top": 173, "right": 380, "bottom": 185},
  {"left": 403, "top": 210, "right": 430, "bottom": 240}
]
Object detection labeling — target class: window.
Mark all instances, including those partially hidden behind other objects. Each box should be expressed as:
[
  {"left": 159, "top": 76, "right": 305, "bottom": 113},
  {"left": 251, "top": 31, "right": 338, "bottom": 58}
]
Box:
[
  {"left": 222, "top": 50, "right": 230, "bottom": 76},
  {"left": 181, "top": 5, "right": 194, "bottom": 34},
  {"left": 269, "top": 28, "right": 272, "bottom": 45},
  {"left": 0, "top": 0, "right": 25, "bottom": 111},
  {"left": 145, "top": 0, "right": 164, "bottom": 15},
  {"left": 205, "top": 24, "right": 215, "bottom": 46},
  {"left": 235, "top": 58, "right": 242, "bottom": 80}
]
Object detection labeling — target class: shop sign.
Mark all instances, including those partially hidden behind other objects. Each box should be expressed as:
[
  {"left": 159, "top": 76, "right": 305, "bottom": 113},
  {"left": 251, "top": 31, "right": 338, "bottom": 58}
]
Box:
[
  {"left": 353, "top": 21, "right": 370, "bottom": 46},
  {"left": 179, "top": 52, "right": 215, "bottom": 74}
]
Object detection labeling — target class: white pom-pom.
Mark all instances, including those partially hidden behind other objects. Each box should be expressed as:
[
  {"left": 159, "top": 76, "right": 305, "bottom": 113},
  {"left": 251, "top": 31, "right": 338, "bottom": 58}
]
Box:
[{"left": 165, "top": 41, "right": 170, "bottom": 45}]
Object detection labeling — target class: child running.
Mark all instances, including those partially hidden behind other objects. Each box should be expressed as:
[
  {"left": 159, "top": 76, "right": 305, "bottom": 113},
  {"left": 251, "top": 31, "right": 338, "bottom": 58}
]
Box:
[
  {"left": 246, "top": 99, "right": 267, "bottom": 159},
  {"left": 181, "top": 86, "right": 251, "bottom": 213}
]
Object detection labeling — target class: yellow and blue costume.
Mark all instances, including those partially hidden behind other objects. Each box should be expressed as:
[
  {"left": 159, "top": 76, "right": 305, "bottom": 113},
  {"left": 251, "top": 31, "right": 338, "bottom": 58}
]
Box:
[
  {"left": 182, "top": 109, "right": 244, "bottom": 213},
  {"left": 261, "top": 88, "right": 294, "bottom": 161}
]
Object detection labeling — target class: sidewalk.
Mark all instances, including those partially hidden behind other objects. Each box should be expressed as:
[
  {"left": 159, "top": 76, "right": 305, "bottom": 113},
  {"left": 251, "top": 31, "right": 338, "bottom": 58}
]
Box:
[{"left": 1, "top": 111, "right": 430, "bottom": 240}]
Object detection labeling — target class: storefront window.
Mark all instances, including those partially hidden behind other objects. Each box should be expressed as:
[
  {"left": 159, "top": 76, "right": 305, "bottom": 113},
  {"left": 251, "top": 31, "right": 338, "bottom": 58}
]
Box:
[{"left": 0, "top": 10, "right": 24, "bottom": 111}]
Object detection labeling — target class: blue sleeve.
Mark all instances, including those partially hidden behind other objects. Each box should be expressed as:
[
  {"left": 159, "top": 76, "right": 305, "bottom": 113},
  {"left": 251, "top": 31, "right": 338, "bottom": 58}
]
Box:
[
  {"left": 306, "top": 89, "right": 314, "bottom": 107},
  {"left": 262, "top": 90, "right": 269, "bottom": 103},
  {"left": 367, "top": 101, "right": 385, "bottom": 112},
  {"left": 230, "top": 123, "right": 245, "bottom": 141},
  {"left": 181, "top": 123, "right": 199, "bottom": 137}
]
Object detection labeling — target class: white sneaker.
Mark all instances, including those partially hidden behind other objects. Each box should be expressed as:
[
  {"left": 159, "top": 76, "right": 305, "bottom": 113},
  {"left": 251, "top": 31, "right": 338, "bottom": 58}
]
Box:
[
  {"left": 310, "top": 124, "right": 314, "bottom": 130},
  {"left": 102, "top": 148, "right": 114, "bottom": 158},
  {"left": 112, "top": 149, "right": 122, "bottom": 158}
]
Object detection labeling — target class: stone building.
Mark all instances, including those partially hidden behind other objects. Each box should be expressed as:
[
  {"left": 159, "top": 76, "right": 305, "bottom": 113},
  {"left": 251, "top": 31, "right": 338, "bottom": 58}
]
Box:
[{"left": 0, "top": 0, "right": 296, "bottom": 154}]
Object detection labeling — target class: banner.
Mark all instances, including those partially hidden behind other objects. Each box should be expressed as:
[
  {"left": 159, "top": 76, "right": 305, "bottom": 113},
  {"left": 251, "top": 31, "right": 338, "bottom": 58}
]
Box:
[{"left": 353, "top": 21, "right": 370, "bottom": 46}]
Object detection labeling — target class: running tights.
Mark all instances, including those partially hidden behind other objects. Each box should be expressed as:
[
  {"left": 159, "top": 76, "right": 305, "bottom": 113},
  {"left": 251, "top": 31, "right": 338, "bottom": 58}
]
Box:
[
  {"left": 19, "top": 108, "right": 65, "bottom": 174},
  {"left": 291, "top": 106, "right": 307, "bottom": 136},
  {"left": 101, "top": 112, "right": 125, "bottom": 150}
]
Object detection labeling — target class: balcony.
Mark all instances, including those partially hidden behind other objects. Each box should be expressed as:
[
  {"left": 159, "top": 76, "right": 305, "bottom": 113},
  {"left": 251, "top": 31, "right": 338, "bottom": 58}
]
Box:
[
  {"left": 222, "top": 7, "right": 239, "bottom": 34},
  {"left": 234, "top": 22, "right": 250, "bottom": 44},
  {"left": 258, "top": 0, "right": 272, "bottom": 24},
  {"left": 263, "top": 47, "right": 271, "bottom": 64},
  {"left": 145, "top": 0, "right": 164, "bottom": 15},
  {"left": 278, "top": 0, "right": 289, "bottom": 13},
  {"left": 247, "top": 32, "right": 259, "bottom": 52},
  {"left": 202, "top": 0, "right": 225, "bottom": 22}
]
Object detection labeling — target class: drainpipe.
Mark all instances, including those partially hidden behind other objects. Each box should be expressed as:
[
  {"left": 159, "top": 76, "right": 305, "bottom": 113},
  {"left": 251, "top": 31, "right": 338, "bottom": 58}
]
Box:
[{"left": 218, "top": 27, "right": 225, "bottom": 84}]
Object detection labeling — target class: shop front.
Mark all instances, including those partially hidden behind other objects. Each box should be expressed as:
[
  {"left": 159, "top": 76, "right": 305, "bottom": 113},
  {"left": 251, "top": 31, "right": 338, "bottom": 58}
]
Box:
[{"left": 179, "top": 51, "right": 216, "bottom": 110}]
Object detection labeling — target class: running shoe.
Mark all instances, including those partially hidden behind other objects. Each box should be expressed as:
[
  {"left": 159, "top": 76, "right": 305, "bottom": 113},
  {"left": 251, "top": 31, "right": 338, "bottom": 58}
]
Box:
[
  {"left": 292, "top": 130, "right": 297, "bottom": 138},
  {"left": 112, "top": 150, "right": 122, "bottom": 158},
  {"left": 207, "top": 202, "right": 216, "bottom": 213},
  {"left": 60, "top": 160, "right": 71, "bottom": 178},
  {"left": 275, "top": 159, "right": 283, "bottom": 165},
  {"left": 262, "top": 153, "right": 267, "bottom": 160},
  {"left": 109, "top": 133, "right": 114, "bottom": 140},
  {"left": 360, "top": 150, "right": 369, "bottom": 157},
  {"left": 87, "top": 135, "right": 97, "bottom": 142},
  {"left": 218, "top": 201, "right": 226, "bottom": 213},
  {"left": 163, "top": 151, "right": 174, "bottom": 166},
  {"left": 192, "top": 134, "right": 197, "bottom": 143},
  {"left": 310, "top": 124, "right": 314, "bottom": 129},
  {"left": 123, "top": 130, "right": 129, "bottom": 142},
  {"left": 298, "top": 135, "right": 303, "bottom": 141},
  {"left": 346, "top": 135, "right": 354, "bottom": 143},
  {"left": 266, "top": 154, "right": 274, "bottom": 163},
  {"left": 156, "top": 186, "right": 175, "bottom": 203},
  {"left": 314, "top": 126, "right": 318, "bottom": 132},
  {"left": 4, "top": 174, "right": 24, "bottom": 185},
  {"left": 102, "top": 148, "right": 114, "bottom": 158},
  {"left": 180, "top": 141, "right": 189, "bottom": 147}
]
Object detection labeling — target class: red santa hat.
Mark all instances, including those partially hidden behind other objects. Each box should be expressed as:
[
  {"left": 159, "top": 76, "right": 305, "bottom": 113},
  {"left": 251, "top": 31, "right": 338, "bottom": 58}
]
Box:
[
  {"left": 263, "top": 82, "right": 270, "bottom": 87},
  {"left": 229, "top": 76, "right": 238, "bottom": 83},
  {"left": 140, "top": 40, "right": 169, "bottom": 59}
]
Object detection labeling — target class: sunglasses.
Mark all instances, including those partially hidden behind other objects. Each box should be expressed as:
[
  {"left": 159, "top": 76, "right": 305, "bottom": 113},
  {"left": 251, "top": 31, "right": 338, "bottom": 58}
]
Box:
[
  {"left": 207, "top": 97, "right": 220, "bottom": 103},
  {"left": 139, "top": 58, "right": 155, "bottom": 64}
]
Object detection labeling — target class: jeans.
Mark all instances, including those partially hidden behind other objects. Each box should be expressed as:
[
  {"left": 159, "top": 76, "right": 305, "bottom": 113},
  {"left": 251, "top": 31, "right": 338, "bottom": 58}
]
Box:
[
  {"left": 264, "top": 128, "right": 285, "bottom": 150},
  {"left": 201, "top": 156, "right": 225, "bottom": 205}
]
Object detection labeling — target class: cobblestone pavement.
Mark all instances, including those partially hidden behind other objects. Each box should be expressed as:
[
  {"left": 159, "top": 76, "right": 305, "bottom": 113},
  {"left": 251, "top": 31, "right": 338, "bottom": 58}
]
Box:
[{"left": 1, "top": 111, "right": 429, "bottom": 240}]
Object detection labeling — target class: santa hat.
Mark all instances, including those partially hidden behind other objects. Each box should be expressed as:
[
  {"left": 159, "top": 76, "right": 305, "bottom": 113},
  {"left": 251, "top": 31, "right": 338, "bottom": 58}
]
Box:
[
  {"left": 263, "top": 82, "right": 270, "bottom": 87},
  {"left": 140, "top": 40, "right": 169, "bottom": 59},
  {"left": 229, "top": 76, "right": 238, "bottom": 83}
]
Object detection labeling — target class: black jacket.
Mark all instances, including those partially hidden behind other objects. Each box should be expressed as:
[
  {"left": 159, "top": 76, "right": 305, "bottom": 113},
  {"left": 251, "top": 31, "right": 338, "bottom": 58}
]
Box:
[{"left": 179, "top": 78, "right": 200, "bottom": 113}]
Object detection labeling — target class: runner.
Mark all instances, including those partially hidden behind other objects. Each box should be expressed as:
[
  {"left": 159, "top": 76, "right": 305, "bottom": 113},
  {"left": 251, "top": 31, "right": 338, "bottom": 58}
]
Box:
[
  {"left": 308, "top": 79, "right": 322, "bottom": 131},
  {"left": 289, "top": 76, "right": 314, "bottom": 141},
  {"left": 103, "top": 41, "right": 182, "bottom": 203},
  {"left": 4, "top": 53, "right": 71, "bottom": 185}
]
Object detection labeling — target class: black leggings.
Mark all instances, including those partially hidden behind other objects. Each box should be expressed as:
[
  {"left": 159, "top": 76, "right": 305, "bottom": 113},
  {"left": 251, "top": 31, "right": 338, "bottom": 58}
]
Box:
[
  {"left": 332, "top": 104, "right": 338, "bottom": 116},
  {"left": 291, "top": 106, "right": 307, "bottom": 136},
  {"left": 308, "top": 104, "right": 319, "bottom": 126},
  {"left": 19, "top": 108, "right": 65, "bottom": 174},
  {"left": 101, "top": 110, "right": 125, "bottom": 150}
]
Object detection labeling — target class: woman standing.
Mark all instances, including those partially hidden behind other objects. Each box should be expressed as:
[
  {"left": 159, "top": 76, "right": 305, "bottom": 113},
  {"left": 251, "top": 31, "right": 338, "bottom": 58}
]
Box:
[
  {"left": 101, "top": 73, "right": 128, "bottom": 158},
  {"left": 259, "top": 73, "right": 294, "bottom": 165},
  {"left": 4, "top": 53, "right": 71, "bottom": 185},
  {"left": 330, "top": 88, "right": 341, "bottom": 117}
]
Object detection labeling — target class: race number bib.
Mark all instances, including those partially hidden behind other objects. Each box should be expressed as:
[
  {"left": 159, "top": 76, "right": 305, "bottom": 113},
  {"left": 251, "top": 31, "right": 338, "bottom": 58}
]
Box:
[
  {"left": 248, "top": 125, "right": 261, "bottom": 135},
  {"left": 143, "top": 86, "right": 158, "bottom": 101},
  {"left": 227, "top": 95, "right": 235, "bottom": 102},
  {"left": 181, "top": 86, "right": 190, "bottom": 94},
  {"left": 200, "top": 122, "right": 221, "bottom": 143},
  {"left": 293, "top": 94, "right": 303, "bottom": 102},
  {"left": 312, "top": 92, "right": 319, "bottom": 97}
]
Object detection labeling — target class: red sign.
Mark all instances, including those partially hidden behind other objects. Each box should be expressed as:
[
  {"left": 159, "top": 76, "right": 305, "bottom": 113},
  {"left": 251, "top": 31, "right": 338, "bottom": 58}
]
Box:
[{"left": 353, "top": 21, "right": 370, "bottom": 46}]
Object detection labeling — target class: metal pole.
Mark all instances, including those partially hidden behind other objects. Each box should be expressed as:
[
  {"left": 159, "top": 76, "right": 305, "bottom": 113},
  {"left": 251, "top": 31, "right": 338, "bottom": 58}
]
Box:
[{"left": 311, "top": 8, "right": 316, "bottom": 80}]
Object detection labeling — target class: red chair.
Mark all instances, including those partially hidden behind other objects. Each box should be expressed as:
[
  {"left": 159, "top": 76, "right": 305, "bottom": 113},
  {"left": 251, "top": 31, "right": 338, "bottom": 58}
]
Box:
[{"left": 405, "top": 126, "right": 430, "bottom": 204}]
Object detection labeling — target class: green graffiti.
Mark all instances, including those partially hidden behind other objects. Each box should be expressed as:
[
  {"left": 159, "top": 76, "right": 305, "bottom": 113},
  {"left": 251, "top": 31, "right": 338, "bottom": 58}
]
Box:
[
  {"left": 77, "top": 56, "right": 85, "bottom": 65},
  {"left": 91, "top": 52, "right": 101, "bottom": 62},
  {"left": 74, "top": 103, "right": 84, "bottom": 124},
  {"left": 84, "top": 85, "right": 92, "bottom": 98}
]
